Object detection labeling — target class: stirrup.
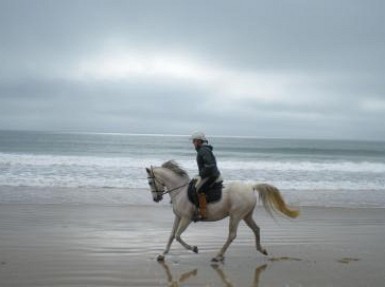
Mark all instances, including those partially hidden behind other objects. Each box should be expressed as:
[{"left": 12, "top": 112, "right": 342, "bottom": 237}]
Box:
[{"left": 192, "top": 209, "right": 205, "bottom": 222}]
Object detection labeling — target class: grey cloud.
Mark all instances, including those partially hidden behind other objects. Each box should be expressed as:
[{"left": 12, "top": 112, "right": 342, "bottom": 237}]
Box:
[
  {"left": 2, "top": 0, "right": 384, "bottom": 70},
  {"left": 0, "top": 76, "right": 211, "bottom": 133},
  {"left": 0, "top": 0, "right": 384, "bottom": 140}
]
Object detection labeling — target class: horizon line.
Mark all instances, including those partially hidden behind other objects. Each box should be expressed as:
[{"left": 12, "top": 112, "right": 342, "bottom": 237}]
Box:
[{"left": 0, "top": 128, "right": 384, "bottom": 143}]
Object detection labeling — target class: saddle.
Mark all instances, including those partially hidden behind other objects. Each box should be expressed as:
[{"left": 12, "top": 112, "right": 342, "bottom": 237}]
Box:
[{"left": 187, "top": 179, "right": 223, "bottom": 208}]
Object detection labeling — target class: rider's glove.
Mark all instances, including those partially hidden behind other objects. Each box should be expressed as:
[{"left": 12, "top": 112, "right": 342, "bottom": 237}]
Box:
[{"left": 193, "top": 175, "right": 202, "bottom": 187}]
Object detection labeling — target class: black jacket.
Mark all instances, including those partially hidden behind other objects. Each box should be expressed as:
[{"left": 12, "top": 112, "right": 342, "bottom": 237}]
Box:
[{"left": 196, "top": 143, "right": 220, "bottom": 178}]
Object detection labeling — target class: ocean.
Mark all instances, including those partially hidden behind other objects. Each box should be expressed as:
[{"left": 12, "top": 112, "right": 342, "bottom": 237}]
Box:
[{"left": 0, "top": 130, "right": 384, "bottom": 207}]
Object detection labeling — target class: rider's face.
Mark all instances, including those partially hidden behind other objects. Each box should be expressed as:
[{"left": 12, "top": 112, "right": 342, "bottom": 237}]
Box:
[{"left": 192, "top": 139, "right": 201, "bottom": 149}]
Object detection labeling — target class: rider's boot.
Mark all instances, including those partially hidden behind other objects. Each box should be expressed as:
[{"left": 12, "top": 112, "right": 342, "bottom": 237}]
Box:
[
  {"left": 193, "top": 208, "right": 200, "bottom": 222},
  {"left": 198, "top": 193, "right": 207, "bottom": 220}
]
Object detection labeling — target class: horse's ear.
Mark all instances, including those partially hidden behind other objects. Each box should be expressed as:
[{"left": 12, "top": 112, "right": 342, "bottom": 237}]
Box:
[{"left": 145, "top": 167, "right": 151, "bottom": 174}]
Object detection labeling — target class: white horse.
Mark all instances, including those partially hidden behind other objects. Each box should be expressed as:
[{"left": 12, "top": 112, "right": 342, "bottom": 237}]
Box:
[{"left": 146, "top": 160, "right": 299, "bottom": 262}]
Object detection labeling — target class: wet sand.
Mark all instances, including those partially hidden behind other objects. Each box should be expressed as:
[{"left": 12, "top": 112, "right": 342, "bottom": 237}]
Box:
[{"left": 0, "top": 204, "right": 384, "bottom": 286}]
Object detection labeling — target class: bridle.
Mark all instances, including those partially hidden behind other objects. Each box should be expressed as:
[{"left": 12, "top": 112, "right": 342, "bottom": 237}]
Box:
[
  {"left": 147, "top": 166, "right": 189, "bottom": 197},
  {"left": 147, "top": 166, "right": 166, "bottom": 196}
]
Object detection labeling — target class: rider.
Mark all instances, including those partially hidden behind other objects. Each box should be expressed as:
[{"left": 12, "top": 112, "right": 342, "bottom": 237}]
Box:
[{"left": 191, "top": 131, "right": 221, "bottom": 220}]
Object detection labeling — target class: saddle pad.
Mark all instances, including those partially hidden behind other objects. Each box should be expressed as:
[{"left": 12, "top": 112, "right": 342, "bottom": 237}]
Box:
[{"left": 187, "top": 180, "right": 223, "bottom": 207}]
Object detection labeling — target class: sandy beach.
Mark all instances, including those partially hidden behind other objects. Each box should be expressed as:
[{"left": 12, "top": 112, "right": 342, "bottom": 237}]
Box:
[{"left": 0, "top": 203, "right": 384, "bottom": 286}]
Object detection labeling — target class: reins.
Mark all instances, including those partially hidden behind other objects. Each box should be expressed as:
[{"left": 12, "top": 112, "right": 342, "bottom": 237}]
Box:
[{"left": 158, "top": 182, "right": 189, "bottom": 196}]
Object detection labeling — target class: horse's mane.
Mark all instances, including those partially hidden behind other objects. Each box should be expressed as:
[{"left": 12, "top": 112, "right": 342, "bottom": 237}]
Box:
[{"left": 161, "top": 160, "right": 189, "bottom": 178}]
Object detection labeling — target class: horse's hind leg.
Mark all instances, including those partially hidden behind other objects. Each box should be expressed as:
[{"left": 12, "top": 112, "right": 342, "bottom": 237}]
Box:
[
  {"left": 212, "top": 215, "right": 241, "bottom": 262},
  {"left": 243, "top": 212, "right": 268, "bottom": 255}
]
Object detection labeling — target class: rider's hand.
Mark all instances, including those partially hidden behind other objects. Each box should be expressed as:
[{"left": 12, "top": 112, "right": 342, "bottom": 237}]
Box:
[{"left": 193, "top": 175, "right": 202, "bottom": 186}]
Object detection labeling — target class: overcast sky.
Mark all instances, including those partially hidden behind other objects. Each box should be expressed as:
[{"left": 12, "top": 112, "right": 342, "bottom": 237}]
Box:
[{"left": 0, "top": 0, "right": 384, "bottom": 140}]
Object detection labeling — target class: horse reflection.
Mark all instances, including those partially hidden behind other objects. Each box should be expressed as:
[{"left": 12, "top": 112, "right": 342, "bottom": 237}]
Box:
[
  {"left": 212, "top": 264, "right": 267, "bottom": 287},
  {"left": 158, "top": 261, "right": 197, "bottom": 287},
  {"left": 158, "top": 261, "right": 267, "bottom": 287}
]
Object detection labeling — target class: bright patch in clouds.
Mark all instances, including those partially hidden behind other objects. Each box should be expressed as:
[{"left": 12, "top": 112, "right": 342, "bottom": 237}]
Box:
[
  {"left": 361, "top": 98, "right": 385, "bottom": 112},
  {"left": 76, "top": 48, "right": 303, "bottom": 104},
  {"left": 77, "top": 49, "right": 214, "bottom": 82}
]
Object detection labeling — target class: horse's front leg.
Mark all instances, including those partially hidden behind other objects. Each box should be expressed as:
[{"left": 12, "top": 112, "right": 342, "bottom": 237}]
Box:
[
  {"left": 175, "top": 216, "right": 198, "bottom": 254},
  {"left": 157, "top": 215, "right": 181, "bottom": 261}
]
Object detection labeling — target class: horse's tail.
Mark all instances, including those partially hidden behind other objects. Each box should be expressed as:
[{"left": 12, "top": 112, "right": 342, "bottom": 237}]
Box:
[{"left": 253, "top": 183, "right": 299, "bottom": 218}]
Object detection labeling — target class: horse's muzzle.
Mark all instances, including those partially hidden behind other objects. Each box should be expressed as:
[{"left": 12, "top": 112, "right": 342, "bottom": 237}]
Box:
[{"left": 154, "top": 195, "right": 163, "bottom": 203}]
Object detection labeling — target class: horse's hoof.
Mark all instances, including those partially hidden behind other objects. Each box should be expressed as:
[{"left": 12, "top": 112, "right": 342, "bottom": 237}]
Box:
[
  {"left": 157, "top": 255, "right": 165, "bottom": 261},
  {"left": 258, "top": 248, "right": 268, "bottom": 256},
  {"left": 192, "top": 246, "right": 199, "bottom": 253}
]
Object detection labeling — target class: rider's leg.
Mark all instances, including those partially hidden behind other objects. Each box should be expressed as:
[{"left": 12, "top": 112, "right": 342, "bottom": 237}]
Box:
[
  {"left": 194, "top": 177, "right": 209, "bottom": 220},
  {"left": 194, "top": 176, "right": 218, "bottom": 220},
  {"left": 198, "top": 193, "right": 207, "bottom": 219}
]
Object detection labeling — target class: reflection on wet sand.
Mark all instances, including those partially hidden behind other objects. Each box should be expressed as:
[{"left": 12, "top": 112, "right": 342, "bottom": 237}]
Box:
[
  {"left": 337, "top": 257, "right": 361, "bottom": 264},
  {"left": 212, "top": 264, "right": 267, "bottom": 287},
  {"left": 268, "top": 256, "right": 302, "bottom": 262},
  {"left": 158, "top": 261, "right": 198, "bottom": 287},
  {"left": 158, "top": 261, "right": 267, "bottom": 287}
]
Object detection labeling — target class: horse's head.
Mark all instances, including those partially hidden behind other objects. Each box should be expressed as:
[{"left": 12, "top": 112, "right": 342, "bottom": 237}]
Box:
[
  {"left": 146, "top": 161, "right": 190, "bottom": 203},
  {"left": 145, "top": 166, "right": 165, "bottom": 203}
]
